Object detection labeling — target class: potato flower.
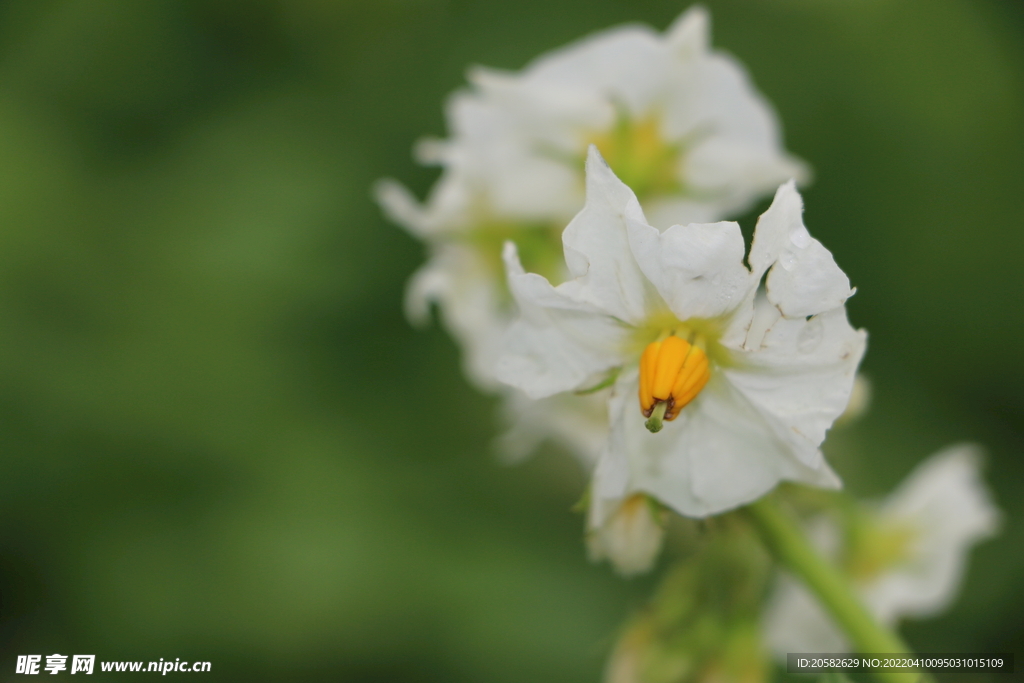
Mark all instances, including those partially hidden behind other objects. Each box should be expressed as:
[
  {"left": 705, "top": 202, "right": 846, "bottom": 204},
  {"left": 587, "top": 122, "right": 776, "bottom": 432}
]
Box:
[
  {"left": 375, "top": 6, "right": 807, "bottom": 392},
  {"left": 497, "top": 148, "right": 865, "bottom": 525},
  {"left": 763, "top": 444, "right": 1000, "bottom": 654}
]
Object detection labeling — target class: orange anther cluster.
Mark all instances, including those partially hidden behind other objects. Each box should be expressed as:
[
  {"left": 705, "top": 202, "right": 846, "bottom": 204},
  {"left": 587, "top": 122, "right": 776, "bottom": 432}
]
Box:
[{"left": 639, "top": 335, "right": 710, "bottom": 422}]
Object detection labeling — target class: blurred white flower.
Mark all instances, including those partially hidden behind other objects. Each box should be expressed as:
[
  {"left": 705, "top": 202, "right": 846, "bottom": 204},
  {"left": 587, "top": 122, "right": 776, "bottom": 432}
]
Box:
[
  {"left": 395, "top": 238, "right": 511, "bottom": 388},
  {"left": 498, "top": 147, "right": 864, "bottom": 526},
  {"left": 495, "top": 389, "right": 609, "bottom": 468},
  {"left": 764, "top": 444, "right": 1001, "bottom": 655},
  {"left": 375, "top": 5, "right": 807, "bottom": 393},
  {"left": 411, "top": 4, "right": 806, "bottom": 229}
]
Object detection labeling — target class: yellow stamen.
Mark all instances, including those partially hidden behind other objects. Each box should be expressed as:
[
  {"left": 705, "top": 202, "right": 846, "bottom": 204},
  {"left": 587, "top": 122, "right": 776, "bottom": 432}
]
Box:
[{"left": 638, "top": 335, "right": 711, "bottom": 431}]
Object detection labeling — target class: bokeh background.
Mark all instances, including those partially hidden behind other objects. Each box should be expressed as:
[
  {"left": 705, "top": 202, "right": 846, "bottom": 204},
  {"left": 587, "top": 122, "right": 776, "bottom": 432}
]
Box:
[{"left": 0, "top": 0, "right": 1021, "bottom": 680}]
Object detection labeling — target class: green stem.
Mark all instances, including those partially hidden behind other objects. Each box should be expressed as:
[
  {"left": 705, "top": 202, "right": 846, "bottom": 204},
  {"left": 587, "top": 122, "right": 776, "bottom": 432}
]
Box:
[
  {"left": 645, "top": 401, "right": 668, "bottom": 433},
  {"left": 745, "top": 496, "right": 922, "bottom": 683}
]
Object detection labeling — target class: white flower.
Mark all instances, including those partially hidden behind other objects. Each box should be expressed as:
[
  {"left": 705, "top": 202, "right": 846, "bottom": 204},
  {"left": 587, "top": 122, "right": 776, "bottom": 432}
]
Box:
[
  {"left": 419, "top": 5, "right": 806, "bottom": 229},
  {"left": 763, "top": 444, "right": 1001, "bottom": 655},
  {"left": 376, "top": 6, "right": 807, "bottom": 393},
  {"left": 497, "top": 147, "right": 865, "bottom": 523}
]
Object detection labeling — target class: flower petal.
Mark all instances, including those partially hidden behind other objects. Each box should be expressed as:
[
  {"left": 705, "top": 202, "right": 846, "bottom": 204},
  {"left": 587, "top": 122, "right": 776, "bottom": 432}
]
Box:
[
  {"left": 748, "top": 181, "right": 853, "bottom": 318},
  {"left": 504, "top": 24, "right": 677, "bottom": 118},
  {"left": 442, "top": 92, "right": 584, "bottom": 220},
  {"left": 724, "top": 306, "right": 867, "bottom": 467},
  {"left": 665, "top": 5, "right": 709, "bottom": 59},
  {"left": 683, "top": 135, "right": 809, "bottom": 217},
  {"left": 497, "top": 242, "right": 629, "bottom": 398},
  {"left": 373, "top": 178, "right": 433, "bottom": 237},
  {"left": 594, "top": 371, "right": 840, "bottom": 521},
  {"left": 374, "top": 171, "right": 480, "bottom": 237},
  {"left": 626, "top": 215, "right": 751, "bottom": 321},
  {"left": 556, "top": 147, "right": 657, "bottom": 324}
]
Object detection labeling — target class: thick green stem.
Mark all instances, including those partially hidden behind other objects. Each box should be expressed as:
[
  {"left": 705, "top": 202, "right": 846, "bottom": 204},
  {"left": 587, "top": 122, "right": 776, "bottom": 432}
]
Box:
[{"left": 745, "top": 496, "right": 922, "bottom": 683}]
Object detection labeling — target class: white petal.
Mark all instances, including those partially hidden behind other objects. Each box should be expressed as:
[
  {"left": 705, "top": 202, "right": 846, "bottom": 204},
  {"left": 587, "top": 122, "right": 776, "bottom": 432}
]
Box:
[
  {"left": 497, "top": 242, "right": 629, "bottom": 398},
  {"left": 373, "top": 178, "right": 432, "bottom": 237},
  {"left": 749, "top": 182, "right": 853, "bottom": 318},
  {"left": 736, "top": 288, "right": 780, "bottom": 352},
  {"left": 664, "top": 53, "right": 791, "bottom": 154},
  {"left": 466, "top": 66, "right": 611, "bottom": 142},
  {"left": 863, "top": 445, "right": 1000, "bottom": 622},
  {"left": 724, "top": 307, "right": 867, "bottom": 467},
  {"left": 404, "top": 259, "right": 446, "bottom": 328},
  {"left": 508, "top": 24, "right": 678, "bottom": 117},
  {"left": 374, "top": 170, "right": 481, "bottom": 236},
  {"left": 625, "top": 215, "right": 751, "bottom": 320},
  {"left": 556, "top": 147, "right": 657, "bottom": 324},
  {"left": 443, "top": 92, "right": 585, "bottom": 221},
  {"left": 602, "top": 372, "right": 840, "bottom": 520},
  {"left": 588, "top": 371, "right": 639, "bottom": 528},
  {"left": 485, "top": 152, "right": 581, "bottom": 220},
  {"left": 683, "top": 137, "right": 809, "bottom": 217},
  {"left": 665, "top": 5, "right": 709, "bottom": 59},
  {"left": 656, "top": 47, "right": 810, "bottom": 218},
  {"left": 882, "top": 445, "right": 1000, "bottom": 541},
  {"left": 642, "top": 196, "right": 725, "bottom": 230},
  {"left": 494, "top": 388, "right": 608, "bottom": 468},
  {"left": 412, "top": 136, "right": 448, "bottom": 165}
]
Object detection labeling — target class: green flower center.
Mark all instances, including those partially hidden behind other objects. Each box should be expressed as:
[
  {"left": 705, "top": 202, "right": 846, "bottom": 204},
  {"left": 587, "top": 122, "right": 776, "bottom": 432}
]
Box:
[
  {"left": 457, "top": 218, "right": 564, "bottom": 303},
  {"left": 587, "top": 114, "right": 684, "bottom": 201},
  {"left": 627, "top": 310, "right": 734, "bottom": 369},
  {"left": 842, "top": 515, "right": 918, "bottom": 583}
]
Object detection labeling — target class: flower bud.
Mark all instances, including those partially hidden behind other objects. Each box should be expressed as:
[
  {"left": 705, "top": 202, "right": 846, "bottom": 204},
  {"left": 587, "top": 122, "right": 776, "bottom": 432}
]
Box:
[{"left": 588, "top": 494, "right": 667, "bottom": 576}]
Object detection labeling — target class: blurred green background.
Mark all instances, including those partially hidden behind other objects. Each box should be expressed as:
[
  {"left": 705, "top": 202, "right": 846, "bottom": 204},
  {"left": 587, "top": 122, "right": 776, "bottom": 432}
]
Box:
[{"left": 0, "top": 0, "right": 1021, "bottom": 680}]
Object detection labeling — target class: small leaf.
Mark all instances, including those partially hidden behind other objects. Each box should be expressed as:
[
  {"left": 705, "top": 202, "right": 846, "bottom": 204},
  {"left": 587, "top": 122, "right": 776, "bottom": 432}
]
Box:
[{"left": 575, "top": 367, "right": 620, "bottom": 394}]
